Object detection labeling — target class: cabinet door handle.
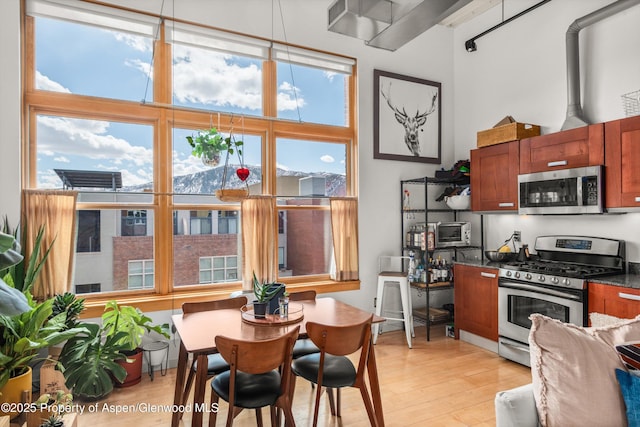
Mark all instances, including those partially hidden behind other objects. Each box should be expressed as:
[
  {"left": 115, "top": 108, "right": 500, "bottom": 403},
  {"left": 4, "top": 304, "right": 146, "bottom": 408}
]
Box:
[
  {"left": 547, "top": 160, "right": 568, "bottom": 167},
  {"left": 635, "top": 197, "right": 640, "bottom": 202},
  {"left": 498, "top": 202, "right": 514, "bottom": 207},
  {"left": 480, "top": 272, "right": 496, "bottom": 278},
  {"left": 619, "top": 292, "right": 640, "bottom": 301}
]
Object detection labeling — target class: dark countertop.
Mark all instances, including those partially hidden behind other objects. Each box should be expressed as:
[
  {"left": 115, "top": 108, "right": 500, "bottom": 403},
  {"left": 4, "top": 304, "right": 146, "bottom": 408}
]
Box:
[{"left": 453, "top": 261, "right": 640, "bottom": 290}]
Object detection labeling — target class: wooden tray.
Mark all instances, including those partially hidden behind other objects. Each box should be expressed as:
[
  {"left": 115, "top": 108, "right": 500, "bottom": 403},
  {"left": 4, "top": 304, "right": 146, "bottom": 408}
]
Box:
[{"left": 241, "top": 303, "right": 304, "bottom": 326}]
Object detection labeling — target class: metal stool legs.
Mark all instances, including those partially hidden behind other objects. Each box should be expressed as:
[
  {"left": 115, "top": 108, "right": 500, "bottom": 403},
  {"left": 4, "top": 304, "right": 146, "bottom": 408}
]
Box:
[{"left": 373, "top": 273, "right": 414, "bottom": 348}]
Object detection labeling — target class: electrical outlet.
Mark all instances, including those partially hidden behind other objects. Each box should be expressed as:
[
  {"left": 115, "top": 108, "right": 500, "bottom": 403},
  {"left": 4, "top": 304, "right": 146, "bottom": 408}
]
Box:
[
  {"left": 373, "top": 297, "right": 377, "bottom": 308},
  {"left": 513, "top": 231, "right": 521, "bottom": 243}
]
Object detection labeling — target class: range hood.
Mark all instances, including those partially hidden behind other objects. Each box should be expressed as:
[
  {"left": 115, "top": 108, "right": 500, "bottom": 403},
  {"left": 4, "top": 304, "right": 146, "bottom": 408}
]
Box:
[{"left": 328, "top": 0, "right": 474, "bottom": 51}]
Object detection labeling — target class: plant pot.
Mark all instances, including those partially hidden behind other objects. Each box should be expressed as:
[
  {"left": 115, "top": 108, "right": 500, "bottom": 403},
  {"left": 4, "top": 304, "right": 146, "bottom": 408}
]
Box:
[
  {"left": 267, "top": 284, "right": 286, "bottom": 314},
  {"left": 253, "top": 301, "right": 268, "bottom": 319},
  {"left": 202, "top": 149, "right": 221, "bottom": 167},
  {"left": 0, "top": 366, "right": 32, "bottom": 419},
  {"left": 215, "top": 188, "right": 249, "bottom": 202},
  {"left": 115, "top": 348, "right": 143, "bottom": 388}
]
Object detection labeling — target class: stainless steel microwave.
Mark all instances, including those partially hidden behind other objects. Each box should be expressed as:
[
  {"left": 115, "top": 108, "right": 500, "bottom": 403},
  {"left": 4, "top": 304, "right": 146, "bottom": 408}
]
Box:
[
  {"left": 518, "top": 165, "right": 603, "bottom": 214},
  {"left": 422, "top": 222, "right": 471, "bottom": 249}
]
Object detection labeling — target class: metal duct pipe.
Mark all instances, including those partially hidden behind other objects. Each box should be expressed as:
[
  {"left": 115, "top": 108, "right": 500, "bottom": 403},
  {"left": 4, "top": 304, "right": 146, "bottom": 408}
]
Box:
[{"left": 562, "top": 0, "right": 640, "bottom": 130}]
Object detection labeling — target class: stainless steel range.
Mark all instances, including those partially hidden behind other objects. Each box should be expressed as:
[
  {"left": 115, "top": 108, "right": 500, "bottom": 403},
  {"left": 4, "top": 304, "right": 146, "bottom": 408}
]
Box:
[{"left": 498, "top": 235, "right": 626, "bottom": 366}]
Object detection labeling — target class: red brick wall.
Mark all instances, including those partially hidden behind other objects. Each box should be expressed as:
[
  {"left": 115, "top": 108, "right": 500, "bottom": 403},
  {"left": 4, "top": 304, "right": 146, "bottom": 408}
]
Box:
[{"left": 285, "top": 200, "right": 328, "bottom": 275}]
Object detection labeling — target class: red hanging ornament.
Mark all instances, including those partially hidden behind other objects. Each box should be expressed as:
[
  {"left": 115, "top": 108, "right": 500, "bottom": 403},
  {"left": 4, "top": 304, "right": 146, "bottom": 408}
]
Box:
[{"left": 236, "top": 167, "right": 250, "bottom": 181}]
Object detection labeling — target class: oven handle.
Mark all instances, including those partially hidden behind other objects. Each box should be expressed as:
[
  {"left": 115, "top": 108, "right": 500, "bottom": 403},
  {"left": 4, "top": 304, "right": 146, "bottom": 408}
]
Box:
[
  {"left": 619, "top": 292, "right": 640, "bottom": 301},
  {"left": 499, "top": 339, "right": 529, "bottom": 353},
  {"left": 499, "top": 281, "right": 582, "bottom": 301}
]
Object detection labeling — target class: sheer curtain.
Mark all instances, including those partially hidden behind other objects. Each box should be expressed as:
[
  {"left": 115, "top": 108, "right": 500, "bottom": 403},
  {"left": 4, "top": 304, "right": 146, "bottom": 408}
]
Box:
[
  {"left": 241, "top": 195, "right": 276, "bottom": 291},
  {"left": 21, "top": 189, "right": 77, "bottom": 300},
  {"left": 330, "top": 197, "right": 359, "bottom": 281}
]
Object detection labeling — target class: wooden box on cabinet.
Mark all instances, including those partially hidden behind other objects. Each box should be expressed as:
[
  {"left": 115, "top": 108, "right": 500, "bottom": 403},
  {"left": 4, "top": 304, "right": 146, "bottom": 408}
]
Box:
[
  {"left": 519, "top": 123, "right": 604, "bottom": 174},
  {"left": 477, "top": 122, "right": 540, "bottom": 148},
  {"left": 470, "top": 140, "right": 519, "bottom": 212},
  {"left": 605, "top": 115, "right": 640, "bottom": 209},
  {"left": 588, "top": 282, "right": 640, "bottom": 320},
  {"left": 454, "top": 264, "right": 499, "bottom": 341}
]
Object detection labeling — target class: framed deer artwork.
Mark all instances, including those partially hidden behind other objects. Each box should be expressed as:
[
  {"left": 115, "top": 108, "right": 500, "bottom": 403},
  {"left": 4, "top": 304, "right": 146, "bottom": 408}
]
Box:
[{"left": 373, "top": 69, "right": 441, "bottom": 164}]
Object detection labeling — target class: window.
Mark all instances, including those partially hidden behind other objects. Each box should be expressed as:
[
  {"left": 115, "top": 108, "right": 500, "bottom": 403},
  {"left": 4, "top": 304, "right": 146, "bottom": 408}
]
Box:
[
  {"left": 24, "top": 0, "right": 357, "bottom": 302},
  {"left": 199, "top": 256, "right": 238, "bottom": 283},
  {"left": 77, "top": 210, "right": 101, "bottom": 252},
  {"left": 128, "top": 259, "right": 154, "bottom": 289}
]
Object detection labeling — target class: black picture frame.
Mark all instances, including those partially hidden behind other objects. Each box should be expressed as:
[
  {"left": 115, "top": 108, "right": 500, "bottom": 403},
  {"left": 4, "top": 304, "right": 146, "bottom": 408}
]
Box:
[{"left": 373, "top": 69, "right": 441, "bottom": 164}]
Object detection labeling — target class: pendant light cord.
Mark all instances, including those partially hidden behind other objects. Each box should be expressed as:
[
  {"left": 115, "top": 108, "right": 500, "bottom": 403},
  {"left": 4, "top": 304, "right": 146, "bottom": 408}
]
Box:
[{"left": 275, "top": 0, "right": 302, "bottom": 123}]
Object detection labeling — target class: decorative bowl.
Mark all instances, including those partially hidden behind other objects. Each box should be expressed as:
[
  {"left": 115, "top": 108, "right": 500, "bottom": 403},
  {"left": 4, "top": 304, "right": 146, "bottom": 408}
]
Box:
[{"left": 445, "top": 195, "right": 471, "bottom": 210}]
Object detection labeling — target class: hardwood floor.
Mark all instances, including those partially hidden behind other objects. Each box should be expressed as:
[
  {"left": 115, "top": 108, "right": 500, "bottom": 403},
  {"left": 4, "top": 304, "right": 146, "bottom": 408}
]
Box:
[{"left": 73, "top": 327, "right": 531, "bottom": 426}]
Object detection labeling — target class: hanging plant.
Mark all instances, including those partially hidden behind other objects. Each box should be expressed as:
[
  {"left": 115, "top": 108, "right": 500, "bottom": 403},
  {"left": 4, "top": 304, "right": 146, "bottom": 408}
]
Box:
[{"left": 186, "top": 127, "right": 243, "bottom": 168}]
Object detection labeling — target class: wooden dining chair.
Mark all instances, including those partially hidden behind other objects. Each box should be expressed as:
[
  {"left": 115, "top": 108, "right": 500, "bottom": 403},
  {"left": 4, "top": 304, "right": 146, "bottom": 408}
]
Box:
[
  {"left": 180, "top": 296, "right": 248, "bottom": 415},
  {"left": 209, "top": 325, "right": 300, "bottom": 427},
  {"left": 291, "top": 315, "right": 377, "bottom": 427},
  {"left": 287, "top": 291, "right": 320, "bottom": 360}
]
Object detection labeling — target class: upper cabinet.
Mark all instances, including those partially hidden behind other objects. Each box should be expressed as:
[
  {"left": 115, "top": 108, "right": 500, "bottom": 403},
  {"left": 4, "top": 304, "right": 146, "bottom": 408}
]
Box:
[
  {"left": 519, "top": 124, "right": 604, "bottom": 174},
  {"left": 470, "top": 140, "right": 519, "bottom": 212},
  {"left": 605, "top": 115, "right": 640, "bottom": 209}
]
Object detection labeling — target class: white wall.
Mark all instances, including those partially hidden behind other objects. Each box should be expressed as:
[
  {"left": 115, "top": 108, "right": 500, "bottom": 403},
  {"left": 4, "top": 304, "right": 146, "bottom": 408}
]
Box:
[{"left": 452, "top": 0, "right": 640, "bottom": 264}]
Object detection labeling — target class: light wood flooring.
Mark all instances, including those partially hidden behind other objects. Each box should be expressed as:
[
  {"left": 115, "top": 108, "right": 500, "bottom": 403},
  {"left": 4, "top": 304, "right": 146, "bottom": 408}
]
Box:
[{"left": 73, "top": 327, "right": 531, "bottom": 426}]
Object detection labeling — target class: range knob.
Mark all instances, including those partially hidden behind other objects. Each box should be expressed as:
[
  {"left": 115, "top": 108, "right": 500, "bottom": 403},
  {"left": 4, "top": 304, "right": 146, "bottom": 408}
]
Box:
[
  {"left": 514, "top": 272, "right": 521, "bottom": 279},
  {"left": 506, "top": 271, "right": 512, "bottom": 277},
  {"left": 538, "top": 275, "right": 546, "bottom": 282},
  {"left": 525, "top": 273, "right": 532, "bottom": 280},
  {"left": 562, "top": 278, "right": 571, "bottom": 286},
  {"left": 550, "top": 277, "right": 559, "bottom": 284}
]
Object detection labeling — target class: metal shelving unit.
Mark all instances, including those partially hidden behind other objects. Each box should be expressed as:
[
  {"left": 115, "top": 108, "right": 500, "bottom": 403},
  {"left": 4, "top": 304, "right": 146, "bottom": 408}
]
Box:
[{"left": 400, "top": 176, "right": 484, "bottom": 340}]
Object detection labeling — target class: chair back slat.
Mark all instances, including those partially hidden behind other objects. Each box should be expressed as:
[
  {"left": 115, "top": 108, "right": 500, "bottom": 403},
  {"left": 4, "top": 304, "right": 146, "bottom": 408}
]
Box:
[
  {"left": 215, "top": 326, "right": 300, "bottom": 374},
  {"left": 182, "top": 296, "right": 247, "bottom": 314},
  {"left": 288, "top": 290, "right": 317, "bottom": 301},
  {"left": 306, "top": 315, "right": 373, "bottom": 356}
]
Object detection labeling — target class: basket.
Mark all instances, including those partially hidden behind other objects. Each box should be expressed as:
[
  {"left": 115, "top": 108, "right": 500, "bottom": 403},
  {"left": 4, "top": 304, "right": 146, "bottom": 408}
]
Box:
[{"left": 621, "top": 89, "right": 640, "bottom": 117}]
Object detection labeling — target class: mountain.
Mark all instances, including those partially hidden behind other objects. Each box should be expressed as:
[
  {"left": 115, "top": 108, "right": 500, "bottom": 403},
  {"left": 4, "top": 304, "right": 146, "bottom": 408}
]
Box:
[{"left": 125, "top": 164, "right": 346, "bottom": 196}]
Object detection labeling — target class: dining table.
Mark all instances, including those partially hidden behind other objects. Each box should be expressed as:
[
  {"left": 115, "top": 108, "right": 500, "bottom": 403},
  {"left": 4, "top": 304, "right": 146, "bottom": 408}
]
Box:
[{"left": 170, "top": 296, "right": 386, "bottom": 427}]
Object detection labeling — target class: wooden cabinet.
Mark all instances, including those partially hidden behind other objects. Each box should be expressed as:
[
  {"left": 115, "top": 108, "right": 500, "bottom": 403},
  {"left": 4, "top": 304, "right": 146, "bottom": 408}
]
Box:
[
  {"left": 605, "top": 115, "right": 640, "bottom": 208},
  {"left": 470, "top": 140, "right": 519, "bottom": 212},
  {"left": 588, "top": 282, "right": 640, "bottom": 320},
  {"left": 519, "top": 123, "right": 604, "bottom": 174},
  {"left": 454, "top": 264, "right": 498, "bottom": 341}
]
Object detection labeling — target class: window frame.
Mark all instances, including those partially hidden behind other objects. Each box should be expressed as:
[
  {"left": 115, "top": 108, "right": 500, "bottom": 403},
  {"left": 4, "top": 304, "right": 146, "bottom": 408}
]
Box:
[{"left": 22, "top": 1, "right": 360, "bottom": 317}]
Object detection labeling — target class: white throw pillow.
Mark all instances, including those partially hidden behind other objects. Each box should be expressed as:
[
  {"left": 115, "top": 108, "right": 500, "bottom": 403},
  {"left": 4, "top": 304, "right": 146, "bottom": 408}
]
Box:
[{"left": 528, "top": 314, "right": 640, "bottom": 427}]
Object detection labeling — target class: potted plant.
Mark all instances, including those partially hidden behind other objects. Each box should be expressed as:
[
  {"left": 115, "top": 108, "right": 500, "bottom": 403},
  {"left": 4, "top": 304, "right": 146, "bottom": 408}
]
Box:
[
  {"left": 101, "top": 301, "right": 170, "bottom": 387},
  {"left": 252, "top": 272, "right": 285, "bottom": 318},
  {"left": 27, "top": 389, "right": 73, "bottom": 427},
  {"left": 186, "top": 127, "right": 244, "bottom": 168}
]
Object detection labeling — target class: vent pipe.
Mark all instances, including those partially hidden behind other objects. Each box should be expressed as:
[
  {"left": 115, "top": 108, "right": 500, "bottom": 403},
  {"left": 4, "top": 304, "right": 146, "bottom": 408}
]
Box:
[{"left": 562, "top": 0, "right": 640, "bottom": 130}]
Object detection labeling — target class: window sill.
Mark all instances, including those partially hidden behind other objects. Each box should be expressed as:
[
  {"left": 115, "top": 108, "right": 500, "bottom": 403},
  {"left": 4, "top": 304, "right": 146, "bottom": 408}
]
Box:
[{"left": 80, "top": 279, "right": 360, "bottom": 318}]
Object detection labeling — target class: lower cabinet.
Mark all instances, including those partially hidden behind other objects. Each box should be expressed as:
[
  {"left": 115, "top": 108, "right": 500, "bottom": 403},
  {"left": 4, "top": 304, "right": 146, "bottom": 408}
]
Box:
[
  {"left": 588, "top": 282, "right": 640, "bottom": 320},
  {"left": 454, "top": 263, "right": 499, "bottom": 341}
]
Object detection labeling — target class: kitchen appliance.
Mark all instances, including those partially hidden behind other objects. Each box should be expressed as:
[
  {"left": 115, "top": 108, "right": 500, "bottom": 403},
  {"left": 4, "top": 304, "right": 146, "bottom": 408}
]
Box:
[
  {"left": 498, "top": 235, "right": 625, "bottom": 366},
  {"left": 420, "top": 221, "right": 471, "bottom": 250},
  {"left": 518, "top": 165, "right": 604, "bottom": 214}
]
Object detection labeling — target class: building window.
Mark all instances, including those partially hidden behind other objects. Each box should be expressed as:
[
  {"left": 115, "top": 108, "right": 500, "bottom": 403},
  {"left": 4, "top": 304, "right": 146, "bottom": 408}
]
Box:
[
  {"left": 199, "top": 256, "right": 238, "bottom": 283},
  {"left": 128, "top": 259, "right": 154, "bottom": 289},
  {"left": 24, "top": 0, "right": 357, "bottom": 299},
  {"left": 75, "top": 283, "right": 101, "bottom": 294},
  {"left": 77, "top": 210, "right": 101, "bottom": 253}
]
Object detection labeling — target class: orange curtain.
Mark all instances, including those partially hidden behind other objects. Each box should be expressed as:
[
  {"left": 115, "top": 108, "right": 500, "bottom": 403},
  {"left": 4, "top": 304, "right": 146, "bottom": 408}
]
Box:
[
  {"left": 241, "top": 195, "right": 276, "bottom": 291},
  {"left": 330, "top": 197, "right": 359, "bottom": 281},
  {"left": 21, "top": 189, "right": 78, "bottom": 300}
]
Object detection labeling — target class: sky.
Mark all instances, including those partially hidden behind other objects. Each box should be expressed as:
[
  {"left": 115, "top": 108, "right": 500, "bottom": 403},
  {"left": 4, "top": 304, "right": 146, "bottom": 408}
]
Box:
[{"left": 34, "top": 15, "right": 347, "bottom": 190}]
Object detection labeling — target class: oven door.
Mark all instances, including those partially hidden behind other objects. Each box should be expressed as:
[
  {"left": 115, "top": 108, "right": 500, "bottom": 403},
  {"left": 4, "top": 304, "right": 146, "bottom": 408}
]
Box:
[{"left": 498, "top": 280, "right": 585, "bottom": 366}]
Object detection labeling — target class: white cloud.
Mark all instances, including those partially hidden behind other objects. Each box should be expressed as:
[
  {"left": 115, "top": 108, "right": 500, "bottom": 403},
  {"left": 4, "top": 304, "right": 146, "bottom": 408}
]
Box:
[
  {"left": 324, "top": 71, "right": 337, "bottom": 82},
  {"left": 277, "top": 81, "right": 305, "bottom": 111},
  {"left": 35, "top": 71, "right": 71, "bottom": 93},
  {"left": 37, "top": 116, "right": 153, "bottom": 185},
  {"left": 54, "top": 156, "right": 70, "bottom": 163},
  {"left": 320, "top": 155, "right": 334, "bottom": 163},
  {"left": 125, "top": 59, "right": 152, "bottom": 81},
  {"left": 173, "top": 46, "right": 263, "bottom": 110},
  {"left": 111, "top": 32, "right": 153, "bottom": 52}
]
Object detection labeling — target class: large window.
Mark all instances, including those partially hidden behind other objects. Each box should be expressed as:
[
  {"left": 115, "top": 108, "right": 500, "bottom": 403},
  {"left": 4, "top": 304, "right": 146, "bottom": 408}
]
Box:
[{"left": 24, "top": 0, "right": 357, "bottom": 302}]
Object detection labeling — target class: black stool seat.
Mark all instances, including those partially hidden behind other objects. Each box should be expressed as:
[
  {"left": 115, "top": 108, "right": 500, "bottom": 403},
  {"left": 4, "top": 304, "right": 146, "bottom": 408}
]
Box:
[
  {"left": 212, "top": 370, "right": 281, "bottom": 409},
  {"left": 292, "top": 354, "right": 356, "bottom": 388}
]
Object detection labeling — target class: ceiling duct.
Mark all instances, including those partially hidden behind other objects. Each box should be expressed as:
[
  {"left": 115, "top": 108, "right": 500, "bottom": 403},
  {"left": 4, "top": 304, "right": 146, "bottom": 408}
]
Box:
[
  {"left": 328, "top": 0, "right": 393, "bottom": 41},
  {"left": 562, "top": 0, "right": 640, "bottom": 130},
  {"left": 328, "top": 0, "right": 474, "bottom": 51}
]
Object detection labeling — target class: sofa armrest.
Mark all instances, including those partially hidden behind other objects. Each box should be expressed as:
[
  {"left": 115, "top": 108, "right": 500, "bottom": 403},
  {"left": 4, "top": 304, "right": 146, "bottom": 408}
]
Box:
[{"left": 495, "top": 383, "right": 539, "bottom": 427}]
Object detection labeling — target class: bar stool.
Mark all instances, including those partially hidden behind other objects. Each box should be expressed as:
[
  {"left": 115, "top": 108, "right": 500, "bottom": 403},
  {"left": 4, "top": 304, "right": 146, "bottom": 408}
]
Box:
[{"left": 373, "top": 255, "right": 415, "bottom": 348}]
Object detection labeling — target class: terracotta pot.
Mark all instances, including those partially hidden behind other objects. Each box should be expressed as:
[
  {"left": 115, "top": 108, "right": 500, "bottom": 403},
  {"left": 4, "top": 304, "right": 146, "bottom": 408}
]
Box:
[
  {"left": 115, "top": 348, "right": 143, "bottom": 387},
  {"left": 0, "top": 366, "right": 32, "bottom": 419}
]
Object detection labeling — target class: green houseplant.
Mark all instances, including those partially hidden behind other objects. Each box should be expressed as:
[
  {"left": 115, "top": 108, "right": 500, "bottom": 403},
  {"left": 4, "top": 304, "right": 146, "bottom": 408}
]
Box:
[
  {"left": 252, "top": 272, "right": 285, "bottom": 318},
  {"left": 186, "top": 127, "right": 244, "bottom": 167}
]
